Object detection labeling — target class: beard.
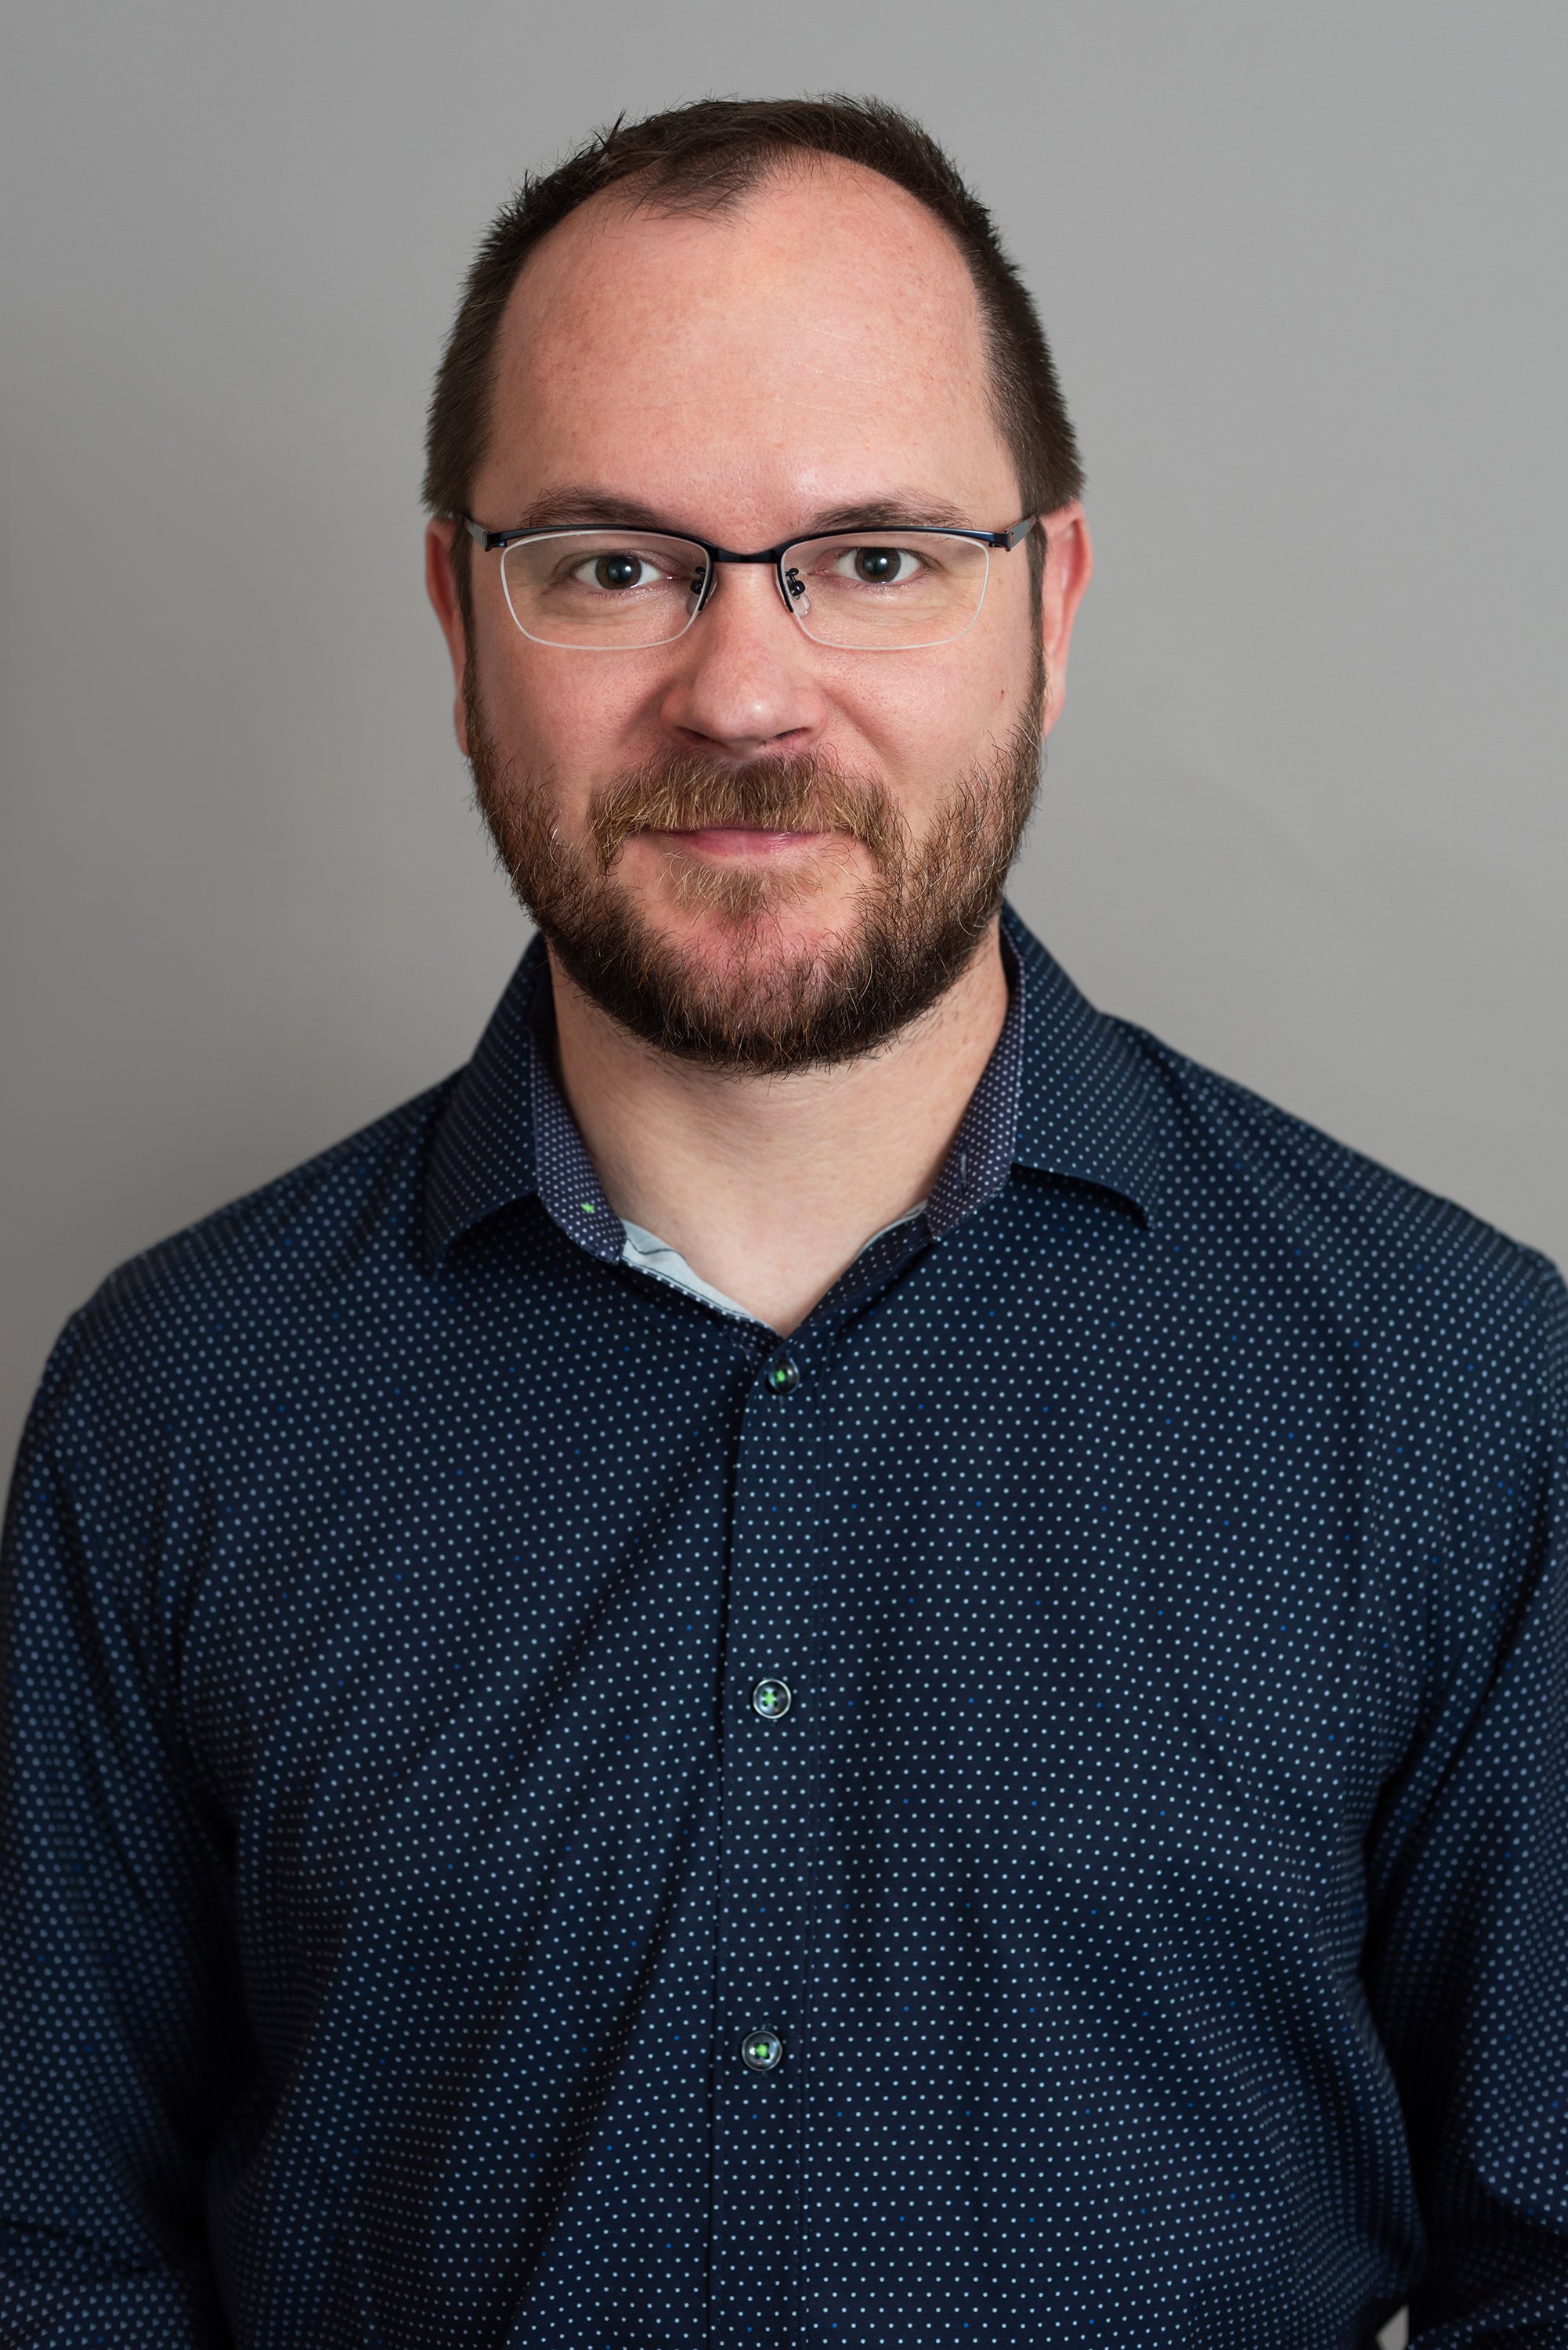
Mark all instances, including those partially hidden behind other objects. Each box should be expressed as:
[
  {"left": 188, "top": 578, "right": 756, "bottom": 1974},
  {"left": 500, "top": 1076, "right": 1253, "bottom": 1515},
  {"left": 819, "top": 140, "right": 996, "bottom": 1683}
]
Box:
[{"left": 464, "top": 663, "right": 1042, "bottom": 1076}]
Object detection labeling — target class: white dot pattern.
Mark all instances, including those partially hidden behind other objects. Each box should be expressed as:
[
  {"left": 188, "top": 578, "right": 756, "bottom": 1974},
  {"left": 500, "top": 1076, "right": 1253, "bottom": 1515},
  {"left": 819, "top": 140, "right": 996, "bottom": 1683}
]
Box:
[{"left": 2, "top": 905, "right": 1565, "bottom": 2348}]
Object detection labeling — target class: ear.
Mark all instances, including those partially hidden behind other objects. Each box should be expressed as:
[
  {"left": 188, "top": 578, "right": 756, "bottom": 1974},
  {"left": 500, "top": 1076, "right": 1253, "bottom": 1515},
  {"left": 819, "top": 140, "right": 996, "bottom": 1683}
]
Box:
[
  {"left": 425, "top": 518, "right": 471, "bottom": 756},
  {"left": 1036, "top": 501, "right": 1093, "bottom": 739}
]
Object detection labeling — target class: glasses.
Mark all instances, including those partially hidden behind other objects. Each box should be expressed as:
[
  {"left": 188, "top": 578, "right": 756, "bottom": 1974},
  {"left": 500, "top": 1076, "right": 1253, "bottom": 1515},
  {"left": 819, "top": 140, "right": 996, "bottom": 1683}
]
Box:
[{"left": 460, "top": 513, "right": 1037, "bottom": 653}]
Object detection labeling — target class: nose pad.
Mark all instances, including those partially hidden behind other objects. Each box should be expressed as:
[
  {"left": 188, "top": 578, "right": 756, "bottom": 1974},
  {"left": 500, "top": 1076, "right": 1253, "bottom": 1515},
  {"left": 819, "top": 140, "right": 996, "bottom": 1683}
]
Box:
[
  {"left": 687, "top": 562, "right": 716, "bottom": 620},
  {"left": 782, "top": 566, "right": 811, "bottom": 619}
]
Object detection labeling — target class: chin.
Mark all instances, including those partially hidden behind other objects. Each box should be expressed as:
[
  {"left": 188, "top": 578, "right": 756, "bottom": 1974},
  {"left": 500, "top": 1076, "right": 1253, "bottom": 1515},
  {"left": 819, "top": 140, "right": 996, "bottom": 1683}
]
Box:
[
  {"left": 647, "top": 873, "right": 873, "bottom": 960},
  {"left": 647, "top": 839, "right": 869, "bottom": 925}
]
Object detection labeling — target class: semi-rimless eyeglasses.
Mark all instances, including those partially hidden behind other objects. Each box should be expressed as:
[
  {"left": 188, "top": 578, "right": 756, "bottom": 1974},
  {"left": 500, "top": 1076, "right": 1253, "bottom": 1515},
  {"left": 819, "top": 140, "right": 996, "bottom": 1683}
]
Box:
[{"left": 460, "top": 513, "right": 1039, "bottom": 653}]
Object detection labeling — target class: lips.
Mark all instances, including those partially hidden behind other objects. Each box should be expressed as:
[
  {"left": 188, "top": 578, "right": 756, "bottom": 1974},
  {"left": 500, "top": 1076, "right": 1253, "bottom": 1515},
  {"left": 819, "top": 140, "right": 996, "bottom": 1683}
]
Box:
[{"left": 649, "top": 826, "right": 833, "bottom": 855}]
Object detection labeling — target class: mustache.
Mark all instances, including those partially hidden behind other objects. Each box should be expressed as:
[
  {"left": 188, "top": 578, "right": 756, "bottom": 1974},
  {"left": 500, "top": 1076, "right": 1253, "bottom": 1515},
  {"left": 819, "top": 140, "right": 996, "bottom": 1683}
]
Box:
[{"left": 588, "top": 751, "right": 903, "bottom": 872}]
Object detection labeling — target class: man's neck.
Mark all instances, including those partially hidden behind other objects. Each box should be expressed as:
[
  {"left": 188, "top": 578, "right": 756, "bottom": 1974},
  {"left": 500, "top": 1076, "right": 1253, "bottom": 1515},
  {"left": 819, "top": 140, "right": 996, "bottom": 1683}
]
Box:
[{"left": 547, "top": 922, "right": 1011, "bottom": 1336}]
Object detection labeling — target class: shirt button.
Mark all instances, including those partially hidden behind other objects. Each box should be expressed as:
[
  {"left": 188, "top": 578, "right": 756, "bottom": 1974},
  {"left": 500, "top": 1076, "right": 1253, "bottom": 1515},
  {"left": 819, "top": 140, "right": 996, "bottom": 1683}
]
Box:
[
  {"left": 752, "top": 1677, "right": 793, "bottom": 1720},
  {"left": 764, "top": 1356, "right": 800, "bottom": 1394},
  {"left": 741, "top": 2027, "right": 783, "bottom": 2071}
]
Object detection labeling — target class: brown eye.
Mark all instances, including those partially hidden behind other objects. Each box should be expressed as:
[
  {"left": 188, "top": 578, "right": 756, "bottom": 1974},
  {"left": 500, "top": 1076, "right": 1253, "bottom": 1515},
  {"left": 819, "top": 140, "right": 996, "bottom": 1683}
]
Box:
[
  {"left": 854, "top": 546, "right": 902, "bottom": 584},
  {"left": 593, "top": 552, "right": 645, "bottom": 590},
  {"left": 827, "top": 544, "right": 925, "bottom": 588}
]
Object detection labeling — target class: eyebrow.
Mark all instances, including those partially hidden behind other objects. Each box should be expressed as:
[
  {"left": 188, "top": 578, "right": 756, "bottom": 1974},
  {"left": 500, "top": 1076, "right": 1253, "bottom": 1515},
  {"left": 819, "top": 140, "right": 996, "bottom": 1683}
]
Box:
[{"left": 483, "top": 486, "right": 983, "bottom": 543}]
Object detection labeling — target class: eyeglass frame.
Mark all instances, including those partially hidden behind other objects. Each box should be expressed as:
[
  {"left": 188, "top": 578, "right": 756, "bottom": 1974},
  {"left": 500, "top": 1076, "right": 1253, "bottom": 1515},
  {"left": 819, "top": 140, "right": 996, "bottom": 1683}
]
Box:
[{"left": 457, "top": 510, "right": 1041, "bottom": 650}]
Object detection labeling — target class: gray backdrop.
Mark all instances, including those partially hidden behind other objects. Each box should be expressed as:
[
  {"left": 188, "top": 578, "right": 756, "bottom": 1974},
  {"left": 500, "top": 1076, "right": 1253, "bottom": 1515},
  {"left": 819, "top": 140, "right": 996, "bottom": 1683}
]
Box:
[{"left": 3, "top": 0, "right": 1565, "bottom": 1477}]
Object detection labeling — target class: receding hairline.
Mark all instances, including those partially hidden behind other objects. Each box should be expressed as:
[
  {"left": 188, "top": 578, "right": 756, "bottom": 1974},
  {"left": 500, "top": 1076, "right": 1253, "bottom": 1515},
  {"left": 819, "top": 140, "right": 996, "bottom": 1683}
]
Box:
[
  {"left": 500, "top": 146, "right": 988, "bottom": 319},
  {"left": 482, "top": 150, "right": 1009, "bottom": 469},
  {"left": 582, "top": 139, "right": 941, "bottom": 223}
]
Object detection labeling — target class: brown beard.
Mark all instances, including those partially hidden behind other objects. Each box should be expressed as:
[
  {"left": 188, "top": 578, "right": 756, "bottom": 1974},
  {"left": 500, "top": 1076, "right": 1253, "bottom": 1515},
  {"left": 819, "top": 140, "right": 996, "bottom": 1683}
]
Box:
[{"left": 464, "top": 664, "right": 1042, "bottom": 1074}]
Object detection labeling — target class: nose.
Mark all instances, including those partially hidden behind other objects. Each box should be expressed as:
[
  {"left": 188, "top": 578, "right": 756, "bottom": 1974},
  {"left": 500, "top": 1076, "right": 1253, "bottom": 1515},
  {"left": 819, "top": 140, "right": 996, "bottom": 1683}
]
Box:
[{"left": 658, "top": 560, "right": 829, "bottom": 756}]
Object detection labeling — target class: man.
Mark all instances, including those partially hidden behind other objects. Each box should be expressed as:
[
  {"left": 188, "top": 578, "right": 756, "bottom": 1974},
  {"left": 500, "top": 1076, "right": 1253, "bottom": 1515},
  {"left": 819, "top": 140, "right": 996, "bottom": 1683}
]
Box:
[{"left": 1, "top": 94, "right": 1563, "bottom": 2349}]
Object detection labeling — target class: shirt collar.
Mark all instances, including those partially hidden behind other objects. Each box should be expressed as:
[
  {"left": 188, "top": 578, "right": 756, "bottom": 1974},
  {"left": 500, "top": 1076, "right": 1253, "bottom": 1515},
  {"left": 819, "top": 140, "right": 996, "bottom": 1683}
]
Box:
[
  {"left": 999, "top": 903, "right": 1169, "bottom": 1226},
  {"left": 425, "top": 905, "right": 1167, "bottom": 1267}
]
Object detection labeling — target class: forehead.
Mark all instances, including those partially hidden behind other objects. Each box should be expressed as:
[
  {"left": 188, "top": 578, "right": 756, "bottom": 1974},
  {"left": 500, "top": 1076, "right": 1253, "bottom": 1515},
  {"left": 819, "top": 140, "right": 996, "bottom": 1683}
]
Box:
[{"left": 481, "top": 159, "right": 1014, "bottom": 527}]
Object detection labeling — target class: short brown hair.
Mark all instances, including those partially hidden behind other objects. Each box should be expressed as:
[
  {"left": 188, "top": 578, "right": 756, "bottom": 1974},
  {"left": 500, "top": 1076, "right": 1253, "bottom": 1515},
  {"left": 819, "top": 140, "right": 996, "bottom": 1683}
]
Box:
[{"left": 423, "top": 94, "right": 1083, "bottom": 591}]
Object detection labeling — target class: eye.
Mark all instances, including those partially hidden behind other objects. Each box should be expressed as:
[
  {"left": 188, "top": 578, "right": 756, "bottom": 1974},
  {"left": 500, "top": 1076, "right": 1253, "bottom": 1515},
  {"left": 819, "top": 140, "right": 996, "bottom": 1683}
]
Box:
[
  {"left": 569, "top": 550, "right": 670, "bottom": 593},
  {"left": 833, "top": 544, "right": 927, "bottom": 587}
]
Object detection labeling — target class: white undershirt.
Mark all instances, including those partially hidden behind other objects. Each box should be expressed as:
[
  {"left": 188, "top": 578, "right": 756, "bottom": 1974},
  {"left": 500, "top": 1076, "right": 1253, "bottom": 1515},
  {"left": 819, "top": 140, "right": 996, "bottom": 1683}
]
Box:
[{"left": 620, "top": 1204, "right": 928, "bottom": 1326}]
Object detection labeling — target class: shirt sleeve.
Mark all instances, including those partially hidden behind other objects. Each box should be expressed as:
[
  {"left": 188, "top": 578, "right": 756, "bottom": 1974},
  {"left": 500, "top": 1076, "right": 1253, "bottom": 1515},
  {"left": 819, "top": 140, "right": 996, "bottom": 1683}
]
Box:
[
  {"left": 1365, "top": 1251, "right": 1568, "bottom": 2344},
  {"left": 0, "top": 1304, "right": 241, "bottom": 2348}
]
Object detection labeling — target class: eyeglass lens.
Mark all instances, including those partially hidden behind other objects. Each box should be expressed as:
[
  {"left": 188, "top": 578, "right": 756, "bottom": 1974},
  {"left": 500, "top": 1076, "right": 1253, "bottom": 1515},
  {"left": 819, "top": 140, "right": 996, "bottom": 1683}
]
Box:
[{"left": 497, "top": 529, "right": 992, "bottom": 651}]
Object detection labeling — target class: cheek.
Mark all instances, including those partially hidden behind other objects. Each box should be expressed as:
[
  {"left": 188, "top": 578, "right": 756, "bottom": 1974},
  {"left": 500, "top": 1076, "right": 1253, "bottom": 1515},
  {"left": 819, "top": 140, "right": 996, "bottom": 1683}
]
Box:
[
  {"left": 480, "top": 629, "right": 655, "bottom": 776},
  {"left": 834, "top": 634, "right": 1024, "bottom": 783}
]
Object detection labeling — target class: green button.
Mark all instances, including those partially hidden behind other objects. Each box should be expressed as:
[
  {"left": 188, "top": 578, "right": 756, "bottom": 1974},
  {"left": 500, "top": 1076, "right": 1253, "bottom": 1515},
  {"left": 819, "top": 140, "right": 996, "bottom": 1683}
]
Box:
[
  {"left": 752, "top": 1678, "right": 793, "bottom": 1720},
  {"left": 741, "top": 2027, "right": 783, "bottom": 2071},
  {"left": 765, "top": 1358, "right": 800, "bottom": 1394}
]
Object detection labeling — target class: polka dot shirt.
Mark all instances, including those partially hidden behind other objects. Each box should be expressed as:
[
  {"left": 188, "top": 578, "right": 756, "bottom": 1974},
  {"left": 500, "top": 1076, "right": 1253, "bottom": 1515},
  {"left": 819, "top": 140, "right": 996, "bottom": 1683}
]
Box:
[{"left": 2, "top": 906, "right": 1565, "bottom": 2348}]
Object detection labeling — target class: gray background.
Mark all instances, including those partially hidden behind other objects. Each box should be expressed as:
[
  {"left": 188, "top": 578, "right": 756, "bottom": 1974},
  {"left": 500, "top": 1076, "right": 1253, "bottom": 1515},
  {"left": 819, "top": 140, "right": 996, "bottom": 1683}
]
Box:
[{"left": 2, "top": 0, "right": 1565, "bottom": 1477}]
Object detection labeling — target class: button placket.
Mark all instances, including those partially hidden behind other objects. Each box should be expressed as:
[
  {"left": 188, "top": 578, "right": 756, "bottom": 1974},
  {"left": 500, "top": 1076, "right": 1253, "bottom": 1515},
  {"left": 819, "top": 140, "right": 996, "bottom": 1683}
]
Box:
[{"left": 710, "top": 1353, "right": 821, "bottom": 2345}]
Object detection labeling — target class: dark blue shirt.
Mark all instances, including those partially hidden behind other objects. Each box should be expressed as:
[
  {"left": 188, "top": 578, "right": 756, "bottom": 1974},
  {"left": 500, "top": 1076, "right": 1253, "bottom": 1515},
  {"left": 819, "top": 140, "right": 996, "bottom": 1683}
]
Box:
[{"left": 3, "top": 907, "right": 1566, "bottom": 2349}]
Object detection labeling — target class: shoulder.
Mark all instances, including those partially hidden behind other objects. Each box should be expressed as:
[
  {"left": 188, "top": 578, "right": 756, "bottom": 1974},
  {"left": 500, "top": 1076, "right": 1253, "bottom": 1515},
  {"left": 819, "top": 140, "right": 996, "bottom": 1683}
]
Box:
[
  {"left": 26, "top": 1079, "right": 457, "bottom": 1453},
  {"left": 1118, "top": 1014, "right": 1566, "bottom": 1411}
]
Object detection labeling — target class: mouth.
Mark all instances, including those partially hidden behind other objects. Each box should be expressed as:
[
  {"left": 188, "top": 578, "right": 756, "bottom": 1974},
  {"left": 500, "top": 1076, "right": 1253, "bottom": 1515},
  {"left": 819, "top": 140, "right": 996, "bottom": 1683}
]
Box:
[{"left": 645, "top": 825, "right": 836, "bottom": 859}]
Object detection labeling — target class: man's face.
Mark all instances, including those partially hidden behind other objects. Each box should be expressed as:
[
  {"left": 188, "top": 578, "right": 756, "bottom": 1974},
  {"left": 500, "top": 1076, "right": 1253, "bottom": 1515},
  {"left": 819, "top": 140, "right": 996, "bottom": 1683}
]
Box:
[{"left": 428, "top": 160, "right": 1088, "bottom": 1070}]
